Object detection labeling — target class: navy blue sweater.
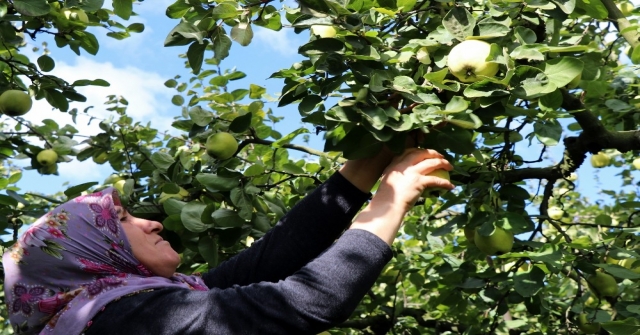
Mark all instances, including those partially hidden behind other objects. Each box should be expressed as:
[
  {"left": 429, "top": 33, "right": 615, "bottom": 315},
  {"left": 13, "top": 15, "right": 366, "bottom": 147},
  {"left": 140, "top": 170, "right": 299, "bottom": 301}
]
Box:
[{"left": 85, "top": 172, "right": 393, "bottom": 335}]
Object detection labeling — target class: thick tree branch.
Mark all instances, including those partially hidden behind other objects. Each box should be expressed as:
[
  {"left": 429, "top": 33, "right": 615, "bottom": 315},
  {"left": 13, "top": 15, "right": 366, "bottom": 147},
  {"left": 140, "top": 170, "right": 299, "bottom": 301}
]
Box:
[
  {"left": 600, "top": 0, "right": 640, "bottom": 48},
  {"left": 466, "top": 91, "right": 640, "bottom": 185}
]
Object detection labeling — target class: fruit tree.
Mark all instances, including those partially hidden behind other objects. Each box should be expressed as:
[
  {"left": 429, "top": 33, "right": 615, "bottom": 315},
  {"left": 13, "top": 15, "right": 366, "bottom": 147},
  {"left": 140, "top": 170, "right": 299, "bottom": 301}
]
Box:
[{"left": 1, "top": 0, "right": 640, "bottom": 334}]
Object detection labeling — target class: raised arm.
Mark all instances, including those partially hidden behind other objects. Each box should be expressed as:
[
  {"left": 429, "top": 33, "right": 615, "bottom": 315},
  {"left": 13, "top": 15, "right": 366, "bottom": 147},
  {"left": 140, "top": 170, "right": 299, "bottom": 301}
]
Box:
[
  {"left": 203, "top": 149, "right": 395, "bottom": 289},
  {"left": 87, "top": 149, "right": 454, "bottom": 335}
]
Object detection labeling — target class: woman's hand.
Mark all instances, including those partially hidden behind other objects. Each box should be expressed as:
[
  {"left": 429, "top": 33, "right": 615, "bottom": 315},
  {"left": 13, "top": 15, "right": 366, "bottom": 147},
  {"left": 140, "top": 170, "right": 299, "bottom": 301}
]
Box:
[
  {"left": 349, "top": 149, "right": 454, "bottom": 245},
  {"left": 374, "top": 148, "right": 454, "bottom": 212}
]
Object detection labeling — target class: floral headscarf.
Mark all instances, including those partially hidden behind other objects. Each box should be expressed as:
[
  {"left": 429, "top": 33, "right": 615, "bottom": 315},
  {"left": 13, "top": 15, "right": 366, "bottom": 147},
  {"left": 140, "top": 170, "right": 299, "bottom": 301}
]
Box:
[{"left": 3, "top": 187, "right": 208, "bottom": 335}]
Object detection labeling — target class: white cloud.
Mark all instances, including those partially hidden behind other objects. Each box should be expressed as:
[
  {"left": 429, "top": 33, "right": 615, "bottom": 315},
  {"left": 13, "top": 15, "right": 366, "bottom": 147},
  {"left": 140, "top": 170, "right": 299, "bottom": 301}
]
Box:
[
  {"left": 254, "top": 28, "right": 304, "bottom": 57},
  {"left": 8, "top": 56, "right": 178, "bottom": 187}
]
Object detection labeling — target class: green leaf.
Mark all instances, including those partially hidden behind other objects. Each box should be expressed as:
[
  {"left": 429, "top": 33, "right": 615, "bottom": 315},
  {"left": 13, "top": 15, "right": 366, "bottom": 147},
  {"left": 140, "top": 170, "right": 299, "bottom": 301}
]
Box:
[
  {"left": 187, "top": 40, "right": 209, "bottom": 74},
  {"left": 576, "top": 0, "right": 608, "bottom": 19},
  {"left": 180, "top": 201, "right": 209, "bottom": 232},
  {"left": 66, "top": 0, "right": 103, "bottom": 11},
  {"left": 464, "top": 81, "right": 509, "bottom": 98},
  {"left": 113, "top": 0, "right": 133, "bottom": 19},
  {"left": 44, "top": 88, "right": 69, "bottom": 112},
  {"left": 514, "top": 26, "right": 537, "bottom": 45},
  {"left": 602, "top": 318, "right": 640, "bottom": 335},
  {"left": 171, "top": 95, "right": 184, "bottom": 106},
  {"left": 442, "top": 7, "right": 475, "bottom": 41},
  {"left": 392, "top": 76, "right": 417, "bottom": 93},
  {"left": 127, "top": 23, "right": 145, "bottom": 33},
  {"left": 509, "top": 66, "right": 554, "bottom": 99},
  {"left": 596, "top": 264, "right": 640, "bottom": 280},
  {"left": 631, "top": 46, "right": 640, "bottom": 65},
  {"left": 249, "top": 84, "right": 266, "bottom": 99},
  {"left": 299, "top": 38, "right": 345, "bottom": 54},
  {"left": 533, "top": 120, "right": 562, "bottom": 146},
  {"left": 211, "top": 2, "right": 238, "bottom": 19},
  {"left": 188, "top": 106, "right": 214, "bottom": 126},
  {"left": 514, "top": 266, "right": 546, "bottom": 297},
  {"left": 442, "top": 96, "right": 469, "bottom": 113},
  {"left": 230, "top": 187, "right": 253, "bottom": 220},
  {"left": 198, "top": 235, "right": 218, "bottom": 267},
  {"left": 64, "top": 182, "right": 99, "bottom": 198},
  {"left": 151, "top": 151, "right": 175, "bottom": 171},
  {"left": 539, "top": 57, "right": 584, "bottom": 88},
  {"left": 196, "top": 174, "right": 239, "bottom": 192},
  {"left": 273, "top": 128, "right": 310, "bottom": 147},
  {"left": 163, "top": 198, "right": 186, "bottom": 216},
  {"left": 230, "top": 22, "right": 253, "bottom": 47},
  {"left": 13, "top": 0, "right": 50, "bottom": 16},
  {"left": 550, "top": 0, "right": 576, "bottom": 13},
  {"left": 37, "top": 55, "right": 55, "bottom": 72},
  {"left": 212, "top": 209, "right": 246, "bottom": 228},
  {"left": 165, "top": 21, "right": 203, "bottom": 47},
  {"left": 475, "top": 22, "right": 510, "bottom": 38},
  {"left": 212, "top": 31, "right": 232, "bottom": 61},
  {"left": 229, "top": 113, "right": 252, "bottom": 133}
]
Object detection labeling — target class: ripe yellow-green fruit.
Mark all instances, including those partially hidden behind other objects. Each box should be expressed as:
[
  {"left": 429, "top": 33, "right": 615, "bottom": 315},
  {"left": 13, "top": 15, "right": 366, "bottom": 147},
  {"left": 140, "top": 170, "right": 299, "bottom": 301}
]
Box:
[
  {"left": 576, "top": 313, "right": 601, "bottom": 334},
  {"left": 619, "top": 258, "right": 637, "bottom": 269},
  {"left": 158, "top": 187, "right": 190, "bottom": 204},
  {"left": 0, "top": 90, "right": 33, "bottom": 116},
  {"left": 463, "top": 226, "right": 475, "bottom": 242},
  {"left": 310, "top": 25, "right": 337, "bottom": 38},
  {"left": 590, "top": 152, "right": 610, "bottom": 168},
  {"left": 62, "top": 8, "right": 89, "bottom": 23},
  {"left": 547, "top": 206, "right": 564, "bottom": 220},
  {"left": 618, "top": 2, "right": 634, "bottom": 16},
  {"left": 422, "top": 169, "right": 451, "bottom": 198},
  {"left": 37, "top": 149, "right": 58, "bottom": 166},
  {"left": 104, "top": 174, "right": 124, "bottom": 184},
  {"left": 474, "top": 226, "right": 514, "bottom": 255},
  {"left": 447, "top": 40, "right": 499, "bottom": 83},
  {"left": 632, "top": 158, "right": 640, "bottom": 170},
  {"left": 205, "top": 132, "right": 238, "bottom": 160},
  {"left": 587, "top": 272, "right": 618, "bottom": 298},
  {"left": 92, "top": 152, "right": 109, "bottom": 164},
  {"left": 114, "top": 179, "right": 126, "bottom": 195}
]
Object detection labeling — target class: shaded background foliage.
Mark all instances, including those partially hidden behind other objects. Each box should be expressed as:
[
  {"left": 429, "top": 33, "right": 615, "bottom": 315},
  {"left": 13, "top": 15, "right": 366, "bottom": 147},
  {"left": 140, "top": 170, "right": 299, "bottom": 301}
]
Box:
[{"left": 0, "top": 0, "right": 640, "bottom": 333}]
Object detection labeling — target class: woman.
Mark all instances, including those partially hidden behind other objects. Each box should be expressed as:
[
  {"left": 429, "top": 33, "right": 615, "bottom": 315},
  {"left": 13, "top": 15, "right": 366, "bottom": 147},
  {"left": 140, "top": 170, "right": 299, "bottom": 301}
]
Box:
[{"left": 3, "top": 148, "right": 453, "bottom": 335}]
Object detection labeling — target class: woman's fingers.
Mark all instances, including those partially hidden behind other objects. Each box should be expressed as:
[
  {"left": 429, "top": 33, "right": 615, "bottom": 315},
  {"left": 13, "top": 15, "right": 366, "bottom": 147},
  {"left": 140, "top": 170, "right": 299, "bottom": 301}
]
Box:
[{"left": 414, "top": 157, "right": 453, "bottom": 174}]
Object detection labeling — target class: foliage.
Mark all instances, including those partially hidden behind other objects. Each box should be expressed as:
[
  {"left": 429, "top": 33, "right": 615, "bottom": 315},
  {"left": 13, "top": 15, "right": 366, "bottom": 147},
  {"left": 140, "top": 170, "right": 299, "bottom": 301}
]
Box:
[{"left": 1, "top": 0, "right": 640, "bottom": 333}]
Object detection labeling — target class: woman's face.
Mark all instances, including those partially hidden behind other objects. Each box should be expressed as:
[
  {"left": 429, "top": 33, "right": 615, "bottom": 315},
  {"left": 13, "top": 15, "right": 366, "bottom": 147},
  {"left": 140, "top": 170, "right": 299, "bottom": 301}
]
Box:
[{"left": 116, "top": 207, "right": 180, "bottom": 278}]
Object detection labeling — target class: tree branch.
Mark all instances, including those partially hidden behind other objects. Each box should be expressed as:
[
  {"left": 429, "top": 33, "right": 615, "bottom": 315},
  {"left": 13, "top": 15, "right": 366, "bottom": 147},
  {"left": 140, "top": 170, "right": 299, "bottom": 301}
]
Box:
[
  {"left": 239, "top": 138, "right": 346, "bottom": 163},
  {"left": 600, "top": 0, "right": 640, "bottom": 48}
]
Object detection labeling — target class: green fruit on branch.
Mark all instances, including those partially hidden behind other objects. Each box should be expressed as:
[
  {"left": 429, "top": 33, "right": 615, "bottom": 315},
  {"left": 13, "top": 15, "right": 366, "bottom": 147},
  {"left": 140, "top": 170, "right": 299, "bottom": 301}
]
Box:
[
  {"left": 104, "top": 174, "right": 124, "bottom": 184},
  {"left": 0, "top": 90, "right": 33, "bottom": 116},
  {"left": 421, "top": 169, "right": 451, "bottom": 198},
  {"left": 62, "top": 8, "right": 89, "bottom": 23},
  {"left": 587, "top": 272, "right": 618, "bottom": 298},
  {"left": 576, "top": 314, "right": 601, "bottom": 334},
  {"left": 158, "top": 187, "right": 190, "bottom": 204},
  {"left": 310, "top": 25, "right": 337, "bottom": 38},
  {"left": 618, "top": 2, "right": 634, "bottom": 16},
  {"left": 547, "top": 206, "right": 564, "bottom": 220},
  {"left": 447, "top": 40, "right": 499, "bottom": 83},
  {"left": 590, "top": 152, "right": 610, "bottom": 168},
  {"left": 37, "top": 149, "right": 58, "bottom": 166},
  {"left": 38, "top": 163, "right": 58, "bottom": 175},
  {"left": 205, "top": 132, "right": 238, "bottom": 160},
  {"left": 632, "top": 158, "right": 640, "bottom": 170},
  {"left": 474, "top": 226, "right": 514, "bottom": 255},
  {"left": 114, "top": 179, "right": 126, "bottom": 195}
]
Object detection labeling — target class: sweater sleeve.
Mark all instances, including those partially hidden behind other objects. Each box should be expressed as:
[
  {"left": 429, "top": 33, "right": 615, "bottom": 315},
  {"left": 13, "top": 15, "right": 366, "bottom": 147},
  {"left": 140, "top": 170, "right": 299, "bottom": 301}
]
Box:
[
  {"left": 85, "top": 230, "right": 393, "bottom": 335},
  {"left": 203, "top": 171, "right": 371, "bottom": 289}
]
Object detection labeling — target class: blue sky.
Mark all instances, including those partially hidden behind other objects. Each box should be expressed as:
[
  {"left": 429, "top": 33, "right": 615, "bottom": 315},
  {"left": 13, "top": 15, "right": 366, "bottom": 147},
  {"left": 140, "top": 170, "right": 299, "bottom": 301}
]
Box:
[{"left": 10, "top": 0, "right": 636, "bottom": 209}]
